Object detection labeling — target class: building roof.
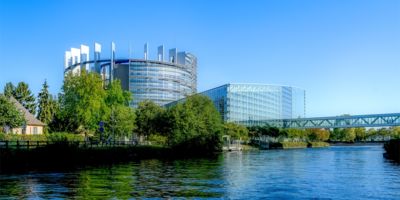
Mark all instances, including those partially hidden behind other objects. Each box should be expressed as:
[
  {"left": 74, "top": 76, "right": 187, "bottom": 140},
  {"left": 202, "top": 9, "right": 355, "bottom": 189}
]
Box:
[{"left": 9, "top": 96, "right": 46, "bottom": 126}]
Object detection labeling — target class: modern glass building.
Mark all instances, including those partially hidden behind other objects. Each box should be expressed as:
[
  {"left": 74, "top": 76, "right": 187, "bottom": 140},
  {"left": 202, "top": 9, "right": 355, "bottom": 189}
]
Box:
[
  {"left": 169, "top": 83, "right": 306, "bottom": 125},
  {"left": 64, "top": 42, "right": 197, "bottom": 107},
  {"left": 114, "top": 58, "right": 196, "bottom": 106}
]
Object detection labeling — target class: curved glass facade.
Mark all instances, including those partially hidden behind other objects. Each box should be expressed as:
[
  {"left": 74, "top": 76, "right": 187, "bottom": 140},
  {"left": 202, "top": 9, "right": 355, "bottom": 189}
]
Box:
[
  {"left": 121, "top": 59, "right": 196, "bottom": 106},
  {"left": 64, "top": 43, "right": 197, "bottom": 108},
  {"left": 65, "top": 58, "right": 197, "bottom": 107},
  {"left": 199, "top": 83, "right": 306, "bottom": 125}
]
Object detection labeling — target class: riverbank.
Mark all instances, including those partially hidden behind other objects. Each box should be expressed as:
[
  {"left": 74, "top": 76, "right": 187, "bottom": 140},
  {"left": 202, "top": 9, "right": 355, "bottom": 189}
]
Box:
[
  {"left": 384, "top": 139, "right": 400, "bottom": 161},
  {"left": 0, "top": 144, "right": 220, "bottom": 173},
  {"left": 251, "top": 140, "right": 330, "bottom": 149},
  {"left": 330, "top": 141, "right": 384, "bottom": 146}
]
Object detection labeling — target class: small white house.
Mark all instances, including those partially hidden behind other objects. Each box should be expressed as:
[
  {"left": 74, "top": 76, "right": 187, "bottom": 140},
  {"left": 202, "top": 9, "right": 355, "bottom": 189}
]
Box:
[{"left": 9, "top": 97, "right": 46, "bottom": 134}]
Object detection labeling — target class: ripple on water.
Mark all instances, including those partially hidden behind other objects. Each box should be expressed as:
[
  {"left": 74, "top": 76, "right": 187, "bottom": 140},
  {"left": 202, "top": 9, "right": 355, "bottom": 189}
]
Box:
[{"left": 1, "top": 145, "right": 399, "bottom": 199}]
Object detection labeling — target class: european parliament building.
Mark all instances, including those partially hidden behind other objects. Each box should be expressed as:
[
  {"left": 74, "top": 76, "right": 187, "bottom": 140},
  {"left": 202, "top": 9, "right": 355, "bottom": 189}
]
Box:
[
  {"left": 64, "top": 42, "right": 306, "bottom": 122},
  {"left": 168, "top": 83, "right": 306, "bottom": 125},
  {"left": 64, "top": 42, "right": 197, "bottom": 107}
]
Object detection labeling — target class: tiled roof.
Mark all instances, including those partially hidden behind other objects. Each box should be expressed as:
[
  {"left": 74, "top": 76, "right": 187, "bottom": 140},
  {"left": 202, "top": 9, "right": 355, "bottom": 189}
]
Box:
[{"left": 9, "top": 96, "right": 46, "bottom": 126}]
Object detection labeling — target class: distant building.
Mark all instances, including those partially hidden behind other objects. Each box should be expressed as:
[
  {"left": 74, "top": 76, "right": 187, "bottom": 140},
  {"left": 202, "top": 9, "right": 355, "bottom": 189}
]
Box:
[
  {"left": 167, "top": 83, "right": 306, "bottom": 126},
  {"left": 64, "top": 42, "right": 197, "bottom": 107},
  {"left": 9, "top": 97, "right": 46, "bottom": 134}
]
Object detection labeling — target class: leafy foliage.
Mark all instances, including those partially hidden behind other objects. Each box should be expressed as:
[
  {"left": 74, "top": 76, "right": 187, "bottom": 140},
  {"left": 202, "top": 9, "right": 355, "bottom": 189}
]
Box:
[
  {"left": 224, "top": 122, "right": 249, "bottom": 140},
  {"left": 135, "top": 100, "right": 166, "bottom": 137},
  {"left": 342, "top": 128, "right": 356, "bottom": 142},
  {"left": 57, "top": 72, "right": 137, "bottom": 140},
  {"left": 61, "top": 70, "right": 108, "bottom": 133},
  {"left": 248, "top": 126, "right": 283, "bottom": 137},
  {"left": 329, "top": 128, "right": 356, "bottom": 142},
  {"left": 354, "top": 127, "right": 367, "bottom": 141},
  {"left": 167, "top": 95, "right": 223, "bottom": 152},
  {"left": 307, "top": 128, "right": 330, "bottom": 142},
  {"left": 3, "top": 82, "right": 15, "bottom": 98},
  {"left": 14, "top": 82, "right": 37, "bottom": 115},
  {"left": 286, "top": 128, "right": 308, "bottom": 139},
  {"left": 105, "top": 80, "right": 131, "bottom": 106},
  {"left": 0, "top": 132, "right": 84, "bottom": 142},
  {"left": 106, "top": 106, "right": 136, "bottom": 139},
  {"left": 0, "top": 95, "right": 25, "bottom": 130},
  {"left": 104, "top": 80, "right": 136, "bottom": 139},
  {"left": 37, "top": 80, "right": 58, "bottom": 133},
  {"left": 147, "top": 134, "right": 168, "bottom": 146}
]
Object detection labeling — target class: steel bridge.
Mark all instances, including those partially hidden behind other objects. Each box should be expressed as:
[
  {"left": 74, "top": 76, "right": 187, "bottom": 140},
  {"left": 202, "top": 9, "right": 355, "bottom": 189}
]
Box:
[{"left": 244, "top": 113, "right": 400, "bottom": 129}]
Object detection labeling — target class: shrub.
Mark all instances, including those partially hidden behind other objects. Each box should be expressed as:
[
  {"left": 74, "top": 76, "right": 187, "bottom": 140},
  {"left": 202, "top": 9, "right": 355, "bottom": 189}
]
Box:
[
  {"left": 147, "top": 134, "right": 167, "bottom": 146},
  {"left": 307, "top": 129, "right": 330, "bottom": 142},
  {"left": 281, "top": 141, "right": 308, "bottom": 148},
  {"left": 308, "top": 142, "right": 330, "bottom": 147},
  {"left": 0, "top": 132, "right": 84, "bottom": 142}
]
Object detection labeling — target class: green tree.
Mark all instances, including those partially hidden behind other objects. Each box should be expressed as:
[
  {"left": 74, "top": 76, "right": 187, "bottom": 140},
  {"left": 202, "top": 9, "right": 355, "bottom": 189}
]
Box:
[
  {"left": 390, "top": 127, "right": 400, "bottom": 139},
  {"left": 14, "top": 82, "right": 36, "bottom": 115},
  {"left": 107, "top": 106, "right": 136, "bottom": 139},
  {"left": 248, "top": 126, "right": 261, "bottom": 138},
  {"left": 3, "top": 82, "right": 15, "bottom": 98},
  {"left": 61, "top": 70, "right": 108, "bottom": 134},
  {"left": 105, "top": 80, "right": 131, "bottom": 106},
  {"left": 254, "top": 126, "right": 280, "bottom": 137},
  {"left": 307, "top": 128, "right": 330, "bottom": 141},
  {"left": 0, "top": 95, "right": 25, "bottom": 131},
  {"left": 342, "top": 128, "right": 356, "bottom": 142},
  {"left": 265, "top": 126, "right": 280, "bottom": 137},
  {"left": 135, "top": 100, "right": 165, "bottom": 137},
  {"left": 47, "top": 94, "right": 67, "bottom": 132},
  {"left": 376, "top": 128, "right": 390, "bottom": 140},
  {"left": 286, "top": 128, "right": 307, "bottom": 139},
  {"left": 104, "top": 80, "right": 136, "bottom": 139},
  {"left": 354, "top": 127, "right": 367, "bottom": 142},
  {"left": 330, "top": 128, "right": 342, "bottom": 141},
  {"left": 366, "top": 128, "right": 378, "bottom": 141},
  {"left": 167, "top": 95, "right": 223, "bottom": 152},
  {"left": 224, "top": 122, "right": 249, "bottom": 141},
  {"left": 37, "top": 81, "right": 54, "bottom": 131}
]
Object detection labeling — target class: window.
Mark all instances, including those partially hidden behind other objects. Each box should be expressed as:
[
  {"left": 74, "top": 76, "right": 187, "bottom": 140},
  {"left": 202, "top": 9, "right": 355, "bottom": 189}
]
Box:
[{"left": 33, "top": 127, "right": 38, "bottom": 134}]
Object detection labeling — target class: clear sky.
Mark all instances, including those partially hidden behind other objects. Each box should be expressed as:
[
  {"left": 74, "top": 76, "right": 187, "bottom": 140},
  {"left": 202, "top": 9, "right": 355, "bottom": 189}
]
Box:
[{"left": 0, "top": 0, "right": 399, "bottom": 117}]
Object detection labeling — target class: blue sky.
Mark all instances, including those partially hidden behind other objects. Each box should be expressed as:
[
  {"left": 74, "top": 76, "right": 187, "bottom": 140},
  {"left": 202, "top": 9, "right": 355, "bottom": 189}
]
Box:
[{"left": 0, "top": 0, "right": 399, "bottom": 117}]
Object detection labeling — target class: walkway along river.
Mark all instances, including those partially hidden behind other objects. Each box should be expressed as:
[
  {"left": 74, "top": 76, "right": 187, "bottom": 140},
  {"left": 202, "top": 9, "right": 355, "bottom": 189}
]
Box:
[{"left": 0, "top": 145, "right": 399, "bottom": 199}]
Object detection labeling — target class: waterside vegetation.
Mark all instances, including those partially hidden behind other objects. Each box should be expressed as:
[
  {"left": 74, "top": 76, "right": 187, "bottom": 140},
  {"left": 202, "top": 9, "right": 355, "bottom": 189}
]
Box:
[
  {"left": 1, "top": 70, "right": 224, "bottom": 154},
  {"left": 2, "top": 70, "right": 400, "bottom": 155}
]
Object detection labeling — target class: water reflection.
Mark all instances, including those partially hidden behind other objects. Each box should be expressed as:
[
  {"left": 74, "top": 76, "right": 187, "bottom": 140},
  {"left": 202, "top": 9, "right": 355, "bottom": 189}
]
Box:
[
  {"left": 1, "top": 145, "right": 400, "bottom": 199},
  {"left": 0, "top": 158, "right": 225, "bottom": 199}
]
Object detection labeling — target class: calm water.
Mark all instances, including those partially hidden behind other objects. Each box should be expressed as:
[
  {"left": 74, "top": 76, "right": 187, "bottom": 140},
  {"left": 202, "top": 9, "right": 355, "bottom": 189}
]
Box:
[{"left": 1, "top": 145, "right": 400, "bottom": 199}]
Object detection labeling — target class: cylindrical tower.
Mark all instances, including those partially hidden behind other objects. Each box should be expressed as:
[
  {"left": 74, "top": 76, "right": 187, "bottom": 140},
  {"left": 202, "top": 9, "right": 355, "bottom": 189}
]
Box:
[{"left": 64, "top": 42, "right": 197, "bottom": 107}]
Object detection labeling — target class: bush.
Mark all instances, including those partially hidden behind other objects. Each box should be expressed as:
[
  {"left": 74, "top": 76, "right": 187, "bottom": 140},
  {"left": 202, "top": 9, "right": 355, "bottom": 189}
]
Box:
[
  {"left": 308, "top": 142, "right": 330, "bottom": 147},
  {"left": 0, "top": 132, "right": 5, "bottom": 140},
  {"left": 0, "top": 132, "right": 46, "bottom": 141},
  {"left": 0, "top": 132, "right": 84, "bottom": 142},
  {"left": 281, "top": 141, "right": 308, "bottom": 148},
  {"left": 224, "top": 122, "right": 249, "bottom": 141},
  {"left": 46, "top": 132, "right": 85, "bottom": 142},
  {"left": 167, "top": 95, "right": 223, "bottom": 152},
  {"left": 147, "top": 134, "right": 167, "bottom": 146},
  {"left": 307, "top": 129, "right": 330, "bottom": 142}
]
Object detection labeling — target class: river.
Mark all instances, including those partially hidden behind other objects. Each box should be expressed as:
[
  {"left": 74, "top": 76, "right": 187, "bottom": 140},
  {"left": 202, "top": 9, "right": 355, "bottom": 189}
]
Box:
[{"left": 1, "top": 145, "right": 399, "bottom": 199}]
